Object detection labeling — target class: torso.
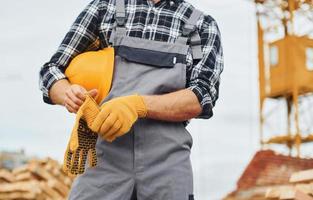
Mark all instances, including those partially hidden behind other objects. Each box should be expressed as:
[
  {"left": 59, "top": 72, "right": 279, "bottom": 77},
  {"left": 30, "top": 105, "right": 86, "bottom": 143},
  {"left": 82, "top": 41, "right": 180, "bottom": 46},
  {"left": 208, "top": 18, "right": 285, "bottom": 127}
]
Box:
[{"left": 97, "top": 0, "right": 197, "bottom": 46}]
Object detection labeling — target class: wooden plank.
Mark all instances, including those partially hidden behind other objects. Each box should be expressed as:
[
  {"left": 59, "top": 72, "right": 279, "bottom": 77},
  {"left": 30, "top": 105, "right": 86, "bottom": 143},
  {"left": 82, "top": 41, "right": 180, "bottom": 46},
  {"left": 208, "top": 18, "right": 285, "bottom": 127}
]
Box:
[
  {"left": 295, "top": 183, "right": 313, "bottom": 195},
  {"left": 266, "top": 186, "right": 295, "bottom": 199},
  {"left": 29, "top": 165, "right": 55, "bottom": 181},
  {"left": 63, "top": 177, "right": 72, "bottom": 187},
  {"left": 266, "top": 188, "right": 281, "bottom": 198},
  {"left": 46, "top": 165, "right": 72, "bottom": 188},
  {"left": 290, "top": 169, "right": 313, "bottom": 183},
  {"left": 46, "top": 164, "right": 62, "bottom": 177},
  {"left": 0, "top": 178, "right": 9, "bottom": 184},
  {"left": 0, "top": 181, "right": 41, "bottom": 193},
  {"left": 0, "top": 192, "right": 37, "bottom": 200},
  {"left": 294, "top": 190, "right": 313, "bottom": 200},
  {"left": 46, "top": 158, "right": 60, "bottom": 168},
  {"left": 279, "top": 188, "right": 296, "bottom": 199},
  {"left": 0, "top": 170, "right": 15, "bottom": 182},
  {"left": 47, "top": 179, "right": 69, "bottom": 197},
  {"left": 15, "top": 171, "right": 35, "bottom": 181},
  {"left": 34, "top": 193, "right": 47, "bottom": 200},
  {"left": 44, "top": 162, "right": 56, "bottom": 173},
  {"left": 12, "top": 165, "right": 29, "bottom": 175},
  {"left": 39, "top": 182, "right": 64, "bottom": 199}
]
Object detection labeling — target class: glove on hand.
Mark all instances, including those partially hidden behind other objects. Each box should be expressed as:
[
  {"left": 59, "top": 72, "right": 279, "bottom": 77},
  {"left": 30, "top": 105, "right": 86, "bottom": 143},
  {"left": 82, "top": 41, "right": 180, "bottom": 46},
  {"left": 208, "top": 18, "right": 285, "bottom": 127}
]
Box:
[
  {"left": 63, "top": 95, "right": 100, "bottom": 176},
  {"left": 90, "top": 94, "right": 147, "bottom": 142}
]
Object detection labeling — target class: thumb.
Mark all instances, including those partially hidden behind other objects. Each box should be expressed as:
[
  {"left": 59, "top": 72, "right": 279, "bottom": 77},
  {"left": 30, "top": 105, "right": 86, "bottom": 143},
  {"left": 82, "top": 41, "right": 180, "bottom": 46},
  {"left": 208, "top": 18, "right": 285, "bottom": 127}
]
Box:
[{"left": 87, "top": 89, "right": 98, "bottom": 98}]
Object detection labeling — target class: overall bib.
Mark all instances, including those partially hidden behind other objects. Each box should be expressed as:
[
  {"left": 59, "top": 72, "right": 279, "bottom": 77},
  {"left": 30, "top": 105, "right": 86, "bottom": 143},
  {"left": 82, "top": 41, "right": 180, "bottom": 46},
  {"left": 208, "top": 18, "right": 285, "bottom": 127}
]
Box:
[{"left": 69, "top": 1, "right": 203, "bottom": 199}]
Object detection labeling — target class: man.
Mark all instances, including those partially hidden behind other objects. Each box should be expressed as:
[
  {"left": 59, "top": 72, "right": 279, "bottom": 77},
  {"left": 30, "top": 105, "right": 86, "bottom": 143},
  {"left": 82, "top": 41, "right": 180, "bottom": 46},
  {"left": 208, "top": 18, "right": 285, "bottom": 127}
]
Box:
[{"left": 39, "top": 0, "right": 223, "bottom": 199}]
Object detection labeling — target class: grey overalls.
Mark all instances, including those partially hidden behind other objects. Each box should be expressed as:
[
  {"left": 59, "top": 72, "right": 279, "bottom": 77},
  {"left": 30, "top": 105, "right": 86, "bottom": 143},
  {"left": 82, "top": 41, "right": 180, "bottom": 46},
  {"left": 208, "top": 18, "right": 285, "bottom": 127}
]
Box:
[{"left": 69, "top": 1, "right": 203, "bottom": 199}]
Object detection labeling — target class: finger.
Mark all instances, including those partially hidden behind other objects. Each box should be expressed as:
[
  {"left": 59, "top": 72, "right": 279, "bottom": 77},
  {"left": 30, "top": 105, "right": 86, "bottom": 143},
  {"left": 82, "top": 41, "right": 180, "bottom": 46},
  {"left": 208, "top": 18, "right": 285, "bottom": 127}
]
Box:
[
  {"left": 65, "top": 94, "right": 81, "bottom": 112},
  {"left": 70, "top": 150, "right": 80, "bottom": 175},
  {"left": 72, "top": 86, "right": 87, "bottom": 102},
  {"left": 90, "top": 107, "right": 111, "bottom": 132},
  {"left": 106, "top": 135, "right": 117, "bottom": 143},
  {"left": 103, "top": 119, "right": 122, "bottom": 140},
  {"left": 106, "top": 125, "right": 128, "bottom": 143},
  {"left": 67, "top": 89, "right": 84, "bottom": 106},
  {"left": 116, "top": 125, "right": 131, "bottom": 137},
  {"left": 64, "top": 99, "right": 78, "bottom": 113},
  {"left": 78, "top": 150, "right": 87, "bottom": 174},
  {"left": 64, "top": 103, "right": 76, "bottom": 113},
  {"left": 88, "top": 149, "right": 97, "bottom": 167},
  {"left": 99, "top": 113, "right": 118, "bottom": 137},
  {"left": 87, "top": 89, "right": 98, "bottom": 99},
  {"left": 79, "top": 86, "right": 87, "bottom": 94},
  {"left": 64, "top": 146, "right": 73, "bottom": 172}
]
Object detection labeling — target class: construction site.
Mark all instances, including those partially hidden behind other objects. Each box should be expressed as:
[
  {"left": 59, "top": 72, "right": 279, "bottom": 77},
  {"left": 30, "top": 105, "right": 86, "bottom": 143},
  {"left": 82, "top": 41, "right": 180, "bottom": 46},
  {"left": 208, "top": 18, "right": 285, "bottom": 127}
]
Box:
[
  {"left": 0, "top": 0, "right": 313, "bottom": 199},
  {"left": 225, "top": 0, "right": 313, "bottom": 199}
]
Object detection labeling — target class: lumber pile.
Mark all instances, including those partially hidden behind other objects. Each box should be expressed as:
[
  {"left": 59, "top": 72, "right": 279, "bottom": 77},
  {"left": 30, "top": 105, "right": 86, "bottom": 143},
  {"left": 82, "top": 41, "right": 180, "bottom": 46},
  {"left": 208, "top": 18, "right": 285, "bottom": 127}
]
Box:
[
  {"left": 266, "top": 169, "right": 313, "bottom": 200},
  {"left": 0, "top": 158, "right": 74, "bottom": 200}
]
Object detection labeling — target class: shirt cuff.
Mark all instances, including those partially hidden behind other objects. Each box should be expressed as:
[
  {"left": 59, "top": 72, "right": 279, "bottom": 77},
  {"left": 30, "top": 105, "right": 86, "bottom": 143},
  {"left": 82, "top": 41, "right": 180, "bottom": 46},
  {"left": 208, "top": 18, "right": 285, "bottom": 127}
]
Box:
[
  {"left": 187, "top": 85, "right": 213, "bottom": 119},
  {"left": 40, "top": 65, "right": 67, "bottom": 105}
]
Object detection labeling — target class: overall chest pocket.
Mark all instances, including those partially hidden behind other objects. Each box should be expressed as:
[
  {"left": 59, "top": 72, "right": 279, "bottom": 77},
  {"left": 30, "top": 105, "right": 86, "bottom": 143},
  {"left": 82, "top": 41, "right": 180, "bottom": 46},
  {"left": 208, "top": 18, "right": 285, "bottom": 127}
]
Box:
[
  {"left": 114, "top": 36, "right": 188, "bottom": 94},
  {"left": 116, "top": 45, "right": 186, "bottom": 68}
]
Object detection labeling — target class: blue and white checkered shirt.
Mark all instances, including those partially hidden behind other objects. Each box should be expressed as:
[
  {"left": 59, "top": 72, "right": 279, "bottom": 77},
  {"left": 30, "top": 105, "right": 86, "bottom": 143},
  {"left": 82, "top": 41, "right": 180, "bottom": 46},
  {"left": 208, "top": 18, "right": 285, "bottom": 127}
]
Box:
[{"left": 39, "top": 0, "right": 224, "bottom": 119}]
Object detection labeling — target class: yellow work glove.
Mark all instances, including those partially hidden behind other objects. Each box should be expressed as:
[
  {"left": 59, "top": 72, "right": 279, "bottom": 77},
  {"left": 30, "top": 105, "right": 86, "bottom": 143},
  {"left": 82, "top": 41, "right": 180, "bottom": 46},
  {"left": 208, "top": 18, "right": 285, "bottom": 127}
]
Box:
[
  {"left": 90, "top": 94, "right": 147, "bottom": 142},
  {"left": 63, "top": 95, "right": 100, "bottom": 176}
]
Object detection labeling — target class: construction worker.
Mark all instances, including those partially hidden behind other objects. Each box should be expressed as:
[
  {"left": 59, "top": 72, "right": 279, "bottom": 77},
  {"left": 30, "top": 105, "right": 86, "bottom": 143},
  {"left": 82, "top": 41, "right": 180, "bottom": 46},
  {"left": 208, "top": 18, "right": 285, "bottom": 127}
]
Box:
[{"left": 39, "top": 0, "right": 223, "bottom": 199}]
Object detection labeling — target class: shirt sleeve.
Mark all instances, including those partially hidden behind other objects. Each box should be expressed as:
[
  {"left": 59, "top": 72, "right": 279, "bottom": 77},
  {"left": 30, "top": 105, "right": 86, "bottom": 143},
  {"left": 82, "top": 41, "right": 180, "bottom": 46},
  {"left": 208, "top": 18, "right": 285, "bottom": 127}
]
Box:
[
  {"left": 39, "top": 0, "right": 101, "bottom": 104},
  {"left": 187, "top": 15, "right": 224, "bottom": 119}
]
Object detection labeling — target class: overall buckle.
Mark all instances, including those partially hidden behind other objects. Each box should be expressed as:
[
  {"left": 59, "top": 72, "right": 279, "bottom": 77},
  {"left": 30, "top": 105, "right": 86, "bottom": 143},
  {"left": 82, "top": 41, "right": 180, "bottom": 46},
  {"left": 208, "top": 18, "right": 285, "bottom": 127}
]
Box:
[
  {"left": 116, "top": 16, "right": 125, "bottom": 27},
  {"left": 182, "top": 24, "right": 195, "bottom": 36}
]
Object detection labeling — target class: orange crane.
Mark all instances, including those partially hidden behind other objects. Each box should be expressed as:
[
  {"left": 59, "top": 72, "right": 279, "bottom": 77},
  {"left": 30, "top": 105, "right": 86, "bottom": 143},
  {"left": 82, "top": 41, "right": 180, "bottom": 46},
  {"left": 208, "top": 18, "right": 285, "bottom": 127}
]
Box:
[{"left": 255, "top": 0, "right": 313, "bottom": 157}]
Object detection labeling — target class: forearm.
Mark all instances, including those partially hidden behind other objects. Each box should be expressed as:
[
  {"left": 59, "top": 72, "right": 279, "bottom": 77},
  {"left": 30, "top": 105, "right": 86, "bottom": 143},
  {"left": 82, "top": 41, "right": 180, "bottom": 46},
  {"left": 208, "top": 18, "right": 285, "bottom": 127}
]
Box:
[
  {"left": 39, "top": 0, "right": 101, "bottom": 105},
  {"left": 143, "top": 89, "right": 202, "bottom": 122},
  {"left": 49, "top": 79, "right": 71, "bottom": 105}
]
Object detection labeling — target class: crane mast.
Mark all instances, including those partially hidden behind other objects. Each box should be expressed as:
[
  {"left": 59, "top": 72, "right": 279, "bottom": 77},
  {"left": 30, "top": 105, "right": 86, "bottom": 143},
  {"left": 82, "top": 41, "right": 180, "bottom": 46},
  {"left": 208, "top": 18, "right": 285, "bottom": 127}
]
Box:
[{"left": 255, "top": 0, "right": 313, "bottom": 157}]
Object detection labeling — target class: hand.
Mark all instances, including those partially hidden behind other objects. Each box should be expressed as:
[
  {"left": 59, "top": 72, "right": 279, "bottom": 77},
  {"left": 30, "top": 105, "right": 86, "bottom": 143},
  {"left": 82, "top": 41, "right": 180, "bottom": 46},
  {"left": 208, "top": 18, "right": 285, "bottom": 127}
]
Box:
[
  {"left": 64, "top": 84, "right": 98, "bottom": 113},
  {"left": 90, "top": 94, "right": 147, "bottom": 142}
]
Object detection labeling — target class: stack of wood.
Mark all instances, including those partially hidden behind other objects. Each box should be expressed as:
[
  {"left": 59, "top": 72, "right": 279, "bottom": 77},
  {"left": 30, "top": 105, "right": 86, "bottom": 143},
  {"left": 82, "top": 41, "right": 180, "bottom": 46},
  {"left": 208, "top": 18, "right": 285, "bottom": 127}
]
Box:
[
  {"left": 266, "top": 169, "right": 313, "bottom": 200},
  {"left": 0, "top": 158, "right": 74, "bottom": 200}
]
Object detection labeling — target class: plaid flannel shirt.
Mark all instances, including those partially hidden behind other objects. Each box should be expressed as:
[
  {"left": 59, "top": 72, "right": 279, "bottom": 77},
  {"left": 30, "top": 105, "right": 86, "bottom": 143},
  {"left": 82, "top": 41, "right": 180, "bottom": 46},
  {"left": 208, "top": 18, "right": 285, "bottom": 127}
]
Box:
[{"left": 39, "top": 0, "right": 224, "bottom": 119}]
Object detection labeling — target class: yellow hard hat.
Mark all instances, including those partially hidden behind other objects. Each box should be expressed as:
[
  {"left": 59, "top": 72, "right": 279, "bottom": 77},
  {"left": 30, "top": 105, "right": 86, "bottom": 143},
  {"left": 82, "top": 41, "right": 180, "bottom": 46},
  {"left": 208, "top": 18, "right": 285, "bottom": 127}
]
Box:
[{"left": 65, "top": 47, "right": 115, "bottom": 104}]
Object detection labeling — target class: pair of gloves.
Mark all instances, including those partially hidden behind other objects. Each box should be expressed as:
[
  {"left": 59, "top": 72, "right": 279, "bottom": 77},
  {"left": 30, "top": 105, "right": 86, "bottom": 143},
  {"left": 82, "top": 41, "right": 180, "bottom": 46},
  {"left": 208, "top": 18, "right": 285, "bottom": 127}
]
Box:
[{"left": 63, "top": 94, "right": 147, "bottom": 176}]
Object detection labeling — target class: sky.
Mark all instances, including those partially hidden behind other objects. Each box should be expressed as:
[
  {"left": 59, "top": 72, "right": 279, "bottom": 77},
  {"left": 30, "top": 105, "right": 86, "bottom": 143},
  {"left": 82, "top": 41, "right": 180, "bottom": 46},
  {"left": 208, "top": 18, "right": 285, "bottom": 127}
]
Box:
[{"left": 0, "top": 0, "right": 260, "bottom": 199}]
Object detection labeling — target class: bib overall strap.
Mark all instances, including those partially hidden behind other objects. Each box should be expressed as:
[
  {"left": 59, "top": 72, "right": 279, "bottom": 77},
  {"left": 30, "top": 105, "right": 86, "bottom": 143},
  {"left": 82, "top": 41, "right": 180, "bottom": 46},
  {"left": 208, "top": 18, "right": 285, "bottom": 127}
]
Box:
[
  {"left": 116, "top": 0, "right": 126, "bottom": 26},
  {"left": 109, "top": 0, "right": 127, "bottom": 45},
  {"left": 177, "top": 9, "right": 203, "bottom": 60}
]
